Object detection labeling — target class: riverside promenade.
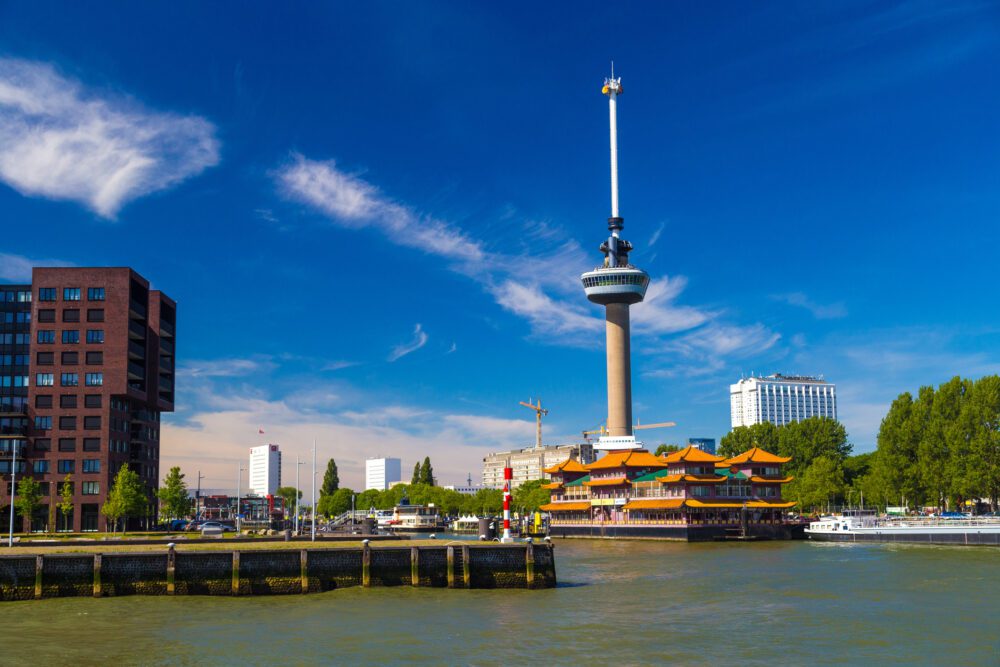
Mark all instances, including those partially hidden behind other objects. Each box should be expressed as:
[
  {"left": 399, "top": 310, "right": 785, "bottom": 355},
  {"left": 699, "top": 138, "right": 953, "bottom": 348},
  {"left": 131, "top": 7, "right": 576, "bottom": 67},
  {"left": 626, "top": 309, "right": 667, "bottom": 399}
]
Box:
[{"left": 0, "top": 539, "right": 556, "bottom": 600}]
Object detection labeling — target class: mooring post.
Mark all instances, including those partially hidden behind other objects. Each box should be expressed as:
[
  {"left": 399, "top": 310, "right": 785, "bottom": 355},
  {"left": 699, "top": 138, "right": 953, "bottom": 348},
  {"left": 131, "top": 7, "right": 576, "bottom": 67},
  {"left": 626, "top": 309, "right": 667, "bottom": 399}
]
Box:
[
  {"left": 461, "top": 545, "right": 470, "bottom": 589},
  {"left": 446, "top": 546, "right": 455, "bottom": 588},
  {"left": 300, "top": 550, "right": 309, "bottom": 594},
  {"left": 525, "top": 541, "right": 535, "bottom": 588},
  {"left": 93, "top": 554, "right": 102, "bottom": 598},
  {"left": 231, "top": 551, "right": 240, "bottom": 596},
  {"left": 362, "top": 541, "right": 371, "bottom": 587},
  {"left": 166, "top": 544, "right": 176, "bottom": 595},
  {"left": 34, "top": 555, "right": 43, "bottom": 599},
  {"left": 410, "top": 546, "right": 419, "bottom": 587}
]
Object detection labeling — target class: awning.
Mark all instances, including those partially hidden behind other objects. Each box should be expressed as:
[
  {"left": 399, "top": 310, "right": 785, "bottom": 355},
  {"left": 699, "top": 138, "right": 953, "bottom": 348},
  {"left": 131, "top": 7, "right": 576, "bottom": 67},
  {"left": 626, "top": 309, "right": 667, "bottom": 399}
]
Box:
[
  {"left": 623, "top": 498, "right": 684, "bottom": 510},
  {"left": 539, "top": 502, "right": 592, "bottom": 512},
  {"left": 684, "top": 500, "right": 797, "bottom": 509}
]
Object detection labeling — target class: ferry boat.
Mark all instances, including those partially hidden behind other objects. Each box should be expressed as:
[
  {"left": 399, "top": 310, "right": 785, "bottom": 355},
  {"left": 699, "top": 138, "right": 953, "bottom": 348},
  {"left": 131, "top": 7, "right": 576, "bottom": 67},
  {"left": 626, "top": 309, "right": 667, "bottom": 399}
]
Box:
[
  {"left": 806, "top": 509, "right": 1000, "bottom": 546},
  {"left": 387, "top": 502, "right": 444, "bottom": 532}
]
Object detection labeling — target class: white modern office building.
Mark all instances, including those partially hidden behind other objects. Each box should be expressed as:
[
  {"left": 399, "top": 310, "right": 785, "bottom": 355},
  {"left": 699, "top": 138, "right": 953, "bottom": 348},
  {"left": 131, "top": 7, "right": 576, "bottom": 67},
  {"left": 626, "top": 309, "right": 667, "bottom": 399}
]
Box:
[
  {"left": 365, "top": 457, "right": 402, "bottom": 491},
  {"left": 730, "top": 374, "right": 837, "bottom": 428},
  {"left": 248, "top": 444, "right": 282, "bottom": 496}
]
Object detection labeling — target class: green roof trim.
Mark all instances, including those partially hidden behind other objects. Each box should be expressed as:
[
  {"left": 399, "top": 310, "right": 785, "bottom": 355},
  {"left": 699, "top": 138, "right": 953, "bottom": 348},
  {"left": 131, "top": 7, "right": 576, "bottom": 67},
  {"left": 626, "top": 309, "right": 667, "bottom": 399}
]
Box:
[
  {"left": 630, "top": 470, "right": 672, "bottom": 483},
  {"left": 716, "top": 468, "right": 748, "bottom": 480},
  {"left": 564, "top": 474, "right": 591, "bottom": 487}
]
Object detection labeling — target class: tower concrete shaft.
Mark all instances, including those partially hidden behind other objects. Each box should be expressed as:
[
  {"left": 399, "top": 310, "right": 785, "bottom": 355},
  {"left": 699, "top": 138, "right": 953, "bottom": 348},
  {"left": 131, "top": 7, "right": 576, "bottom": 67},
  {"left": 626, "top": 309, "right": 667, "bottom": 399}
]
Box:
[{"left": 605, "top": 302, "right": 633, "bottom": 436}]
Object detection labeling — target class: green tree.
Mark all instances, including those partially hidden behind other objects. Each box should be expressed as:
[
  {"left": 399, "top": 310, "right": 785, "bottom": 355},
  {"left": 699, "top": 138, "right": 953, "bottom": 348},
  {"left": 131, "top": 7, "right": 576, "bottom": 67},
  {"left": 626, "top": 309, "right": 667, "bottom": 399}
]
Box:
[
  {"left": 965, "top": 375, "right": 1000, "bottom": 510},
  {"left": 277, "top": 486, "right": 302, "bottom": 516},
  {"left": 777, "top": 417, "right": 851, "bottom": 478},
  {"left": 318, "top": 487, "right": 355, "bottom": 517},
  {"left": 871, "top": 392, "right": 925, "bottom": 509},
  {"left": 411, "top": 462, "right": 421, "bottom": 485},
  {"left": 654, "top": 444, "right": 681, "bottom": 456},
  {"left": 14, "top": 477, "right": 43, "bottom": 533},
  {"left": 463, "top": 488, "right": 503, "bottom": 515},
  {"left": 354, "top": 489, "right": 381, "bottom": 512},
  {"left": 718, "top": 422, "right": 780, "bottom": 458},
  {"left": 512, "top": 479, "right": 552, "bottom": 514},
  {"left": 791, "top": 456, "right": 844, "bottom": 512},
  {"left": 58, "top": 474, "right": 74, "bottom": 532},
  {"left": 321, "top": 458, "right": 340, "bottom": 496},
  {"left": 420, "top": 457, "right": 435, "bottom": 486},
  {"left": 102, "top": 465, "right": 146, "bottom": 534},
  {"left": 156, "top": 466, "right": 190, "bottom": 520}
]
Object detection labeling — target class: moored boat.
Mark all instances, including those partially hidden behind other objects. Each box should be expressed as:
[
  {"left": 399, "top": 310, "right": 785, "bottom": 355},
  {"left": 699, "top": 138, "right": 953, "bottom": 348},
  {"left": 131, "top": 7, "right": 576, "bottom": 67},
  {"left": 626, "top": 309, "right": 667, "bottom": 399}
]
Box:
[{"left": 806, "top": 509, "right": 1000, "bottom": 546}]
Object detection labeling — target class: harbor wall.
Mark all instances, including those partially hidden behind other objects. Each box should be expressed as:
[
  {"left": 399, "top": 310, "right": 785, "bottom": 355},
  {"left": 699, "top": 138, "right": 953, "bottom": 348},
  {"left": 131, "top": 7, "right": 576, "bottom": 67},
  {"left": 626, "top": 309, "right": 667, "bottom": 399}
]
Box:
[{"left": 0, "top": 543, "right": 556, "bottom": 601}]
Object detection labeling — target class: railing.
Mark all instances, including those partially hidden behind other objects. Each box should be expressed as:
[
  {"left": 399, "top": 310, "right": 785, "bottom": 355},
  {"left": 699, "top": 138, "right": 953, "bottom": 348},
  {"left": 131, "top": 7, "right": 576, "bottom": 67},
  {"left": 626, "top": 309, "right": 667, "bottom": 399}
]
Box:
[
  {"left": 128, "top": 361, "right": 145, "bottom": 379},
  {"left": 129, "top": 299, "right": 147, "bottom": 319},
  {"left": 128, "top": 339, "right": 146, "bottom": 359},
  {"left": 159, "top": 320, "right": 175, "bottom": 337},
  {"left": 160, "top": 339, "right": 174, "bottom": 355},
  {"left": 0, "top": 440, "right": 28, "bottom": 457},
  {"left": 128, "top": 320, "right": 146, "bottom": 339}
]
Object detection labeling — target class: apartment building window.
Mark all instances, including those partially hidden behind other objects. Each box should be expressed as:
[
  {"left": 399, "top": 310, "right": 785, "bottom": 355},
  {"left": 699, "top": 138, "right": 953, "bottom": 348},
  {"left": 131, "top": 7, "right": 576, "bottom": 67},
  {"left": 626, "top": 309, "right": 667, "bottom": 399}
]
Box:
[
  {"left": 35, "top": 395, "right": 53, "bottom": 409},
  {"left": 63, "top": 288, "right": 81, "bottom": 301},
  {"left": 83, "top": 416, "right": 101, "bottom": 430},
  {"left": 82, "top": 482, "right": 100, "bottom": 495},
  {"left": 86, "top": 351, "right": 103, "bottom": 365},
  {"left": 61, "top": 352, "right": 78, "bottom": 365},
  {"left": 86, "top": 309, "right": 104, "bottom": 322},
  {"left": 62, "top": 309, "right": 80, "bottom": 323},
  {"left": 38, "top": 288, "right": 56, "bottom": 301},
  {"left": 87, "top": 288, "right": 105, "bottom": 301},
  {"left": 36, "top": 352, "right": 54, "bottom": 366},
  {"left": 36, "top": 374, "right": 54, "bottom": 387},
  {"left": 58, "top": 460, "right": 75, "bottom": 474},
  {"left": 33, "top": 460, "right": 50, "bottom": 474},
  {"left": 84, "top": 395, "right": 102, "bottom": 408},
  {"left": 38, "top": 330, "right": 55, "bottom": 344},
  {"left": 60, "top": 395, "right": 77, "bottom": 409},
  {"left": 83, "top": 438, "right": 100, "bottom": 452},
  {"left": 58, "top": 438, "right": 76, "bottom": 451},
  {"left": 86, "top": 329, "right": 104, "bottom": 344},
  {"left": 59, "top": 416, "right": 76, "bottom": 430},
  {"left": 60, "top": 373, "right": 79, "bottom": 387},
  {"left": 34, "top": 416, "right": 52, "bottom": 430},
  {"left": 85, "top": 373, "right": 103, "bottom": 386},
  {"left": 82, "top": 459, "right": 100, "bottom": 473},
  {"left": 62, "top": 330, "right": 79, "bottom": 344},
  {"left": 34, "top": 438, "right": 50, "bottom": 451},
  {"left": 38, "top": 309, "right": 55, "bottom": 323}
]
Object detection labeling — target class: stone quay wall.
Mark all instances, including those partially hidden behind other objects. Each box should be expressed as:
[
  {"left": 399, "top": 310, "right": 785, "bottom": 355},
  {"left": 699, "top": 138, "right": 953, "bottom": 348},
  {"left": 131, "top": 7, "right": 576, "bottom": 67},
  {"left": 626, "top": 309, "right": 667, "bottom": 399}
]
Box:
[{"left": 0, "top": 543, "right": 556, "bottom": 601}]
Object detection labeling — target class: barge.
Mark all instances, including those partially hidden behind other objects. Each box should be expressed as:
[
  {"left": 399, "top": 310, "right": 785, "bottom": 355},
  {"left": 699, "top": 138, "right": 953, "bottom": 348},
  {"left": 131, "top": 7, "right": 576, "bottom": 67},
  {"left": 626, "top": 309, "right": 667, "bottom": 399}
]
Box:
[{"left": 806, "top": 510, "right": 1000, "bottom": 546}]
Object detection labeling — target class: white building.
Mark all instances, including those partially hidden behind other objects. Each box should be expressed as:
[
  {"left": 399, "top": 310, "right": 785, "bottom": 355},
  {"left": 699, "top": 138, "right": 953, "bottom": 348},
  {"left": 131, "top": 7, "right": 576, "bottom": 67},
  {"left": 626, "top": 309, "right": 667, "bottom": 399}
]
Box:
[
  {"left": 730, "top": 374, "right": 837, "bottom": 428},
  {"left": 443, "top": 484, "right": 483, "bottom": 495},
  {"left": 482, "top": 443, "right": 595, "bottom": 490},
  {"left": 248, "top": 444, "right": 281, "bottom": 496},
  {"left": 365, "top": 457, "right": 402, "bottom": 491}
]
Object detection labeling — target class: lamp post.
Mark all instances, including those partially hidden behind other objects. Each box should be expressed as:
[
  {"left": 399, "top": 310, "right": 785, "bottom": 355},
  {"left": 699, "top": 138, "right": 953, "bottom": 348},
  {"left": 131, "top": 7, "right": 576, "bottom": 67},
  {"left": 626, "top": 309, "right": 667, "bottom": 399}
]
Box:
[
  {"left": 8, "top": 440, "right": 17, "bottom": 547},
  {"left": 195, "top": 470, "right": 205, "bottom": 519},
  {"left": 236, "top": 463, "right": 246, "bottom": 532},
  {"left": 311, "top": 439, "right": 316, "bottom": 542},
  {"left": 294, "top": 456, "right": 305, "bottom": 534}
]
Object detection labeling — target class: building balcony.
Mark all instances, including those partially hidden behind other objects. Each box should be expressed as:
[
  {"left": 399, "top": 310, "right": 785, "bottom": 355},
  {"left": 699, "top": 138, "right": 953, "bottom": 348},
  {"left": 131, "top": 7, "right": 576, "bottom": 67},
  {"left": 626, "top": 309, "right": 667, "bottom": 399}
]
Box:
[
  {"left": 128, "top": 339, "right": 146, "bottom": 360},
  {"left": 128, "top": 361, "right": 146, "bottom": 380},
  {"left": 0, "top": 439, "right": 28, "bottom": 457},
  {"left": 158, "top": 357, "right": 173, "bottom": 372},
  {"left": 128, "top": 320, "right": 146, "bottom": 340},
  {"left": 158, "top": 376, "right": 172, "bottom": 392},
  {"left": 159, "top": 320, "right": 174, "bottom": 338},
  {"left": 160, "top": 339, "right": 174, "bottom": 355},
  {"left": 129, "top": 299, "right": 147, "bottom": 320}
]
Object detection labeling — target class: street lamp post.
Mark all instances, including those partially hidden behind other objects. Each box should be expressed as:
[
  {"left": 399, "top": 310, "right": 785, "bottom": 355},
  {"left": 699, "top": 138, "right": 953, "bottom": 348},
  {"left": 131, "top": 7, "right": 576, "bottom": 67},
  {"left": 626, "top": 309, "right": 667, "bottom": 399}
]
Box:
[
  {"left": 311, "top": 439, "right": 316, "bottom": 542},
  {"left": 8, "top": 441, "right": 18, "bottom": 547},
  {"left": 294, "top": 456, "right": 305, "bottom": 535},
  {"left": 236, "top": 463, "right": 246, "bottom": 532}
]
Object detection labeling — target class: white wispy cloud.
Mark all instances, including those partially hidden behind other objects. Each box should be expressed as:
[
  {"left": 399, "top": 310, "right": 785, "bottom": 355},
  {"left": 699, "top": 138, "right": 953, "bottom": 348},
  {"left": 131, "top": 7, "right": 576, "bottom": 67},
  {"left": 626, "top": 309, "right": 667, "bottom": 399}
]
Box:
[
  {"left": 774, "top": 292, "right": 848, "bottom": 319},
  {"left": 648, "top": 221, "right": 666, "bottom": 247},
  {"left": 447, "top": 342, "right": 457, "bottom": 354},
  {"left": 489, "top": 280, "right": 601, "bottom": 342},
  {"left": 179, "top": 357, "right": 273, "bottom": 378},
  {"left": 322, "top": 360, "right": 358, "bottom": 371},
  {"left": 0, "top": 252, "right": 73, "bottom": 281},
  {"left": 388, "top": 323, "right": 429, "bottom": 362},
  {"left": 0, "top": 58, "right": 219, "bottom": 218}
]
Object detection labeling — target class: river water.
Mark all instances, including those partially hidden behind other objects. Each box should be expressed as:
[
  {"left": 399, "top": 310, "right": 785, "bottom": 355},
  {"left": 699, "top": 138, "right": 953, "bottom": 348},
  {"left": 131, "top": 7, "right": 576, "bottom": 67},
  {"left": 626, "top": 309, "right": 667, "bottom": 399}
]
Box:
[{"left": 3, "top": 538, "right": 998, "bottom": 666}]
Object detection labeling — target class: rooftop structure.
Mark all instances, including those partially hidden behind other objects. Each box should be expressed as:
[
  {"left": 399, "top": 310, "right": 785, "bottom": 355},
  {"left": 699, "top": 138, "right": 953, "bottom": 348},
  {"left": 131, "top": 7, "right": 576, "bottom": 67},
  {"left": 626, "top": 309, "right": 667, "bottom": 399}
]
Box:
[
  {"left": 581, "top": 70, "right": 650, "bottom": 451},
  {"left": 730, "top": 374, "right": 837, "bottom": 428}
]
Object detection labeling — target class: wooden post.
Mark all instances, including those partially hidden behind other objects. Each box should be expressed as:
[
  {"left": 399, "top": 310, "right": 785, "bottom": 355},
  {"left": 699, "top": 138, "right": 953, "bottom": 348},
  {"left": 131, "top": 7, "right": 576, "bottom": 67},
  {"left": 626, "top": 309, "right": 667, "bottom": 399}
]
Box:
[
  {"left": 525, "top": 542, "right": 535, "bottom": 588},
  {"left": 410, "top": 547, "right": 419, "bottom": 587},
  {"left": 446, "top": 546, "right": 455, "bottom": 588},
  {"left": 166, "top": 546, "right": 176, "bottom": 595},
  {"left": 461, "top": 545, "right": 470, "bottom": 589},
  {"left": 34, "top": 555, "right": 43, "bottom": 599},
  {"left": 362, "top": 543, "right": 371, "bottom": 587},
  {"left": 93, "top": 554, "right": 102, "bottom": 598},
  {"left": 231, "top": 551, "right": 240, "bottom": 596},
  {"left": 300, "top": 550, "right": 309, "bottom": 594}
]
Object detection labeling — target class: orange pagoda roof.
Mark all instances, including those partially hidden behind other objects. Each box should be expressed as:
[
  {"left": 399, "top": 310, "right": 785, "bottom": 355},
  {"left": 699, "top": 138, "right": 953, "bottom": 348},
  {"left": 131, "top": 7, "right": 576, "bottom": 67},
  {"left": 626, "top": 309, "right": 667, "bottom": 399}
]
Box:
[
  {"left": 586, "top": 450, "right": 668, "bottom": 471},
  {"left": 540, "top": 481, "right": 563, "bottom": 490},
  {"left": 661, "top": 445, "right": 726, "bottom": 464},
  {"left": 723, "top": 447, "right": 791, "bottom": 465},
  {"left": 539, "top": 501, "right": 591, "bottom": 512},
  {"left": 749, "top": 475, "right": 794, "bottom": 484},
  {"left": 657, "top": 474, "right": 726, "bottom": 484},
  {"left": 583, "top": 476, "right": 631, "bottom": 487},
  {"left": 684, "top": 499, "right": 797, "bottom": 509},
  {"left": 623, "top": 498, "right": 684, "bottom": 510},
  {"left": 543, "top": 458, "right": 588, "bottom": 474}
]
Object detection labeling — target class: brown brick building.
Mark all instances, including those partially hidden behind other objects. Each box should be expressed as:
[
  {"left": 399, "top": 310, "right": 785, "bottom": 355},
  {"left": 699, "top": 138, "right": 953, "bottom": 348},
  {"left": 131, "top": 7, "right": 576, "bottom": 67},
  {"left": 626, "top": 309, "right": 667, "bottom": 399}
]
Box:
[{"left": 1, "top": 267, "right": 175, "bottom": 532}]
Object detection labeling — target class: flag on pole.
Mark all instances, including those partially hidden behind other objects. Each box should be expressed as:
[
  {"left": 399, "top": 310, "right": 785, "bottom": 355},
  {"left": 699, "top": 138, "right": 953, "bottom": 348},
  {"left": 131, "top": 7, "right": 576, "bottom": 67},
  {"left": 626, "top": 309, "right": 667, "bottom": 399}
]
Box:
[{"left": 258, "top": 427, "right": 265, "bottom": 434}]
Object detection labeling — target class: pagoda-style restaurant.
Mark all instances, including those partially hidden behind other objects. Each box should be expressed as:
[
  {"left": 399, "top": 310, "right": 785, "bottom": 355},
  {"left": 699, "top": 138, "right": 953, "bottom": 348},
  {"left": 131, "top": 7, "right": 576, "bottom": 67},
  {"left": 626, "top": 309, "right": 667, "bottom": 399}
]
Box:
[{"left": 540, "top": 446, "right": 801, "bottom": 540}]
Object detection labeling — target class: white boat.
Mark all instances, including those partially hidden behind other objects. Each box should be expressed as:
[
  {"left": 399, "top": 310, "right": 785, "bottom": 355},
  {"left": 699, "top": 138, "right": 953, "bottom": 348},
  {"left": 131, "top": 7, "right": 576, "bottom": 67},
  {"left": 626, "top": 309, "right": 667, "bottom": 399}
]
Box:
[
  {"left": 388, "top": 503, "right": 443, "bottom": 532},
  {"left": 806, "top": 509, "right": 1000, "bottom": 546}
]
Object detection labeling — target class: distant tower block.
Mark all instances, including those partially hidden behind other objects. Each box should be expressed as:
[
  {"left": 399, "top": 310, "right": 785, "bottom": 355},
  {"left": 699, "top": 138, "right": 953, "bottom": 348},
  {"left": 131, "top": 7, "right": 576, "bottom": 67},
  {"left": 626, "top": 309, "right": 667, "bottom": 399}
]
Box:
[{"left": 581, "top": 71, "right": 650, "bottom": 446}]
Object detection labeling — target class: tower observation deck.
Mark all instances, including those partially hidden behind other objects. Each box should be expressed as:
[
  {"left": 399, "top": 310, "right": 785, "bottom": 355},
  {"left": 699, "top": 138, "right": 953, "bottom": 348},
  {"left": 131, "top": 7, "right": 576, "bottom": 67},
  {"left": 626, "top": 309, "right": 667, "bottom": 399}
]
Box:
[{"left": 581, "top": 72, "right": 649, "bottom": 447}]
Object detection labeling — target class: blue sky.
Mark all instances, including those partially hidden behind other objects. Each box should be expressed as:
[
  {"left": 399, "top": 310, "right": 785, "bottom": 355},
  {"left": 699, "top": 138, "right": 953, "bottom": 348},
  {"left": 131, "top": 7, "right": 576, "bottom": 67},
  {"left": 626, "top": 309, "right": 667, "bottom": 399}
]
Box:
[{"left": 2, "top": 2, "right": 999, "bottom": 490}]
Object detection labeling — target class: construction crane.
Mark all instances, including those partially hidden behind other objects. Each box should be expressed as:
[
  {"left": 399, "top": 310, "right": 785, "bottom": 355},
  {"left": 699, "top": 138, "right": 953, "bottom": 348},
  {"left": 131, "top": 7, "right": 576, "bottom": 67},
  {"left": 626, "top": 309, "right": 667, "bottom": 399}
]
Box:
[
  {"left": 519, "top": 398, "right": 549, "bottom": 449},
  {"left": 582, "top": 419, "right": 677, "bottom": 442}
]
